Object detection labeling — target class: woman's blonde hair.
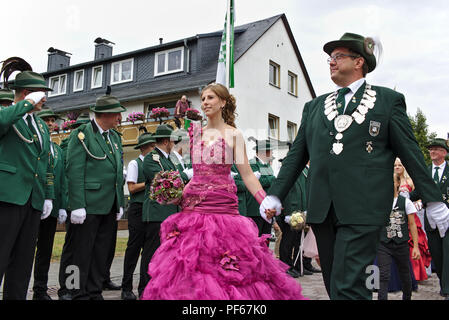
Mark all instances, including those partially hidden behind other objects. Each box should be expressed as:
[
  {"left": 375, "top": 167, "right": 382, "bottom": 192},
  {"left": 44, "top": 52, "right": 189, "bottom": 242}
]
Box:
[{"left": 201, "top": 83, "right": 237, "bottom": 128}]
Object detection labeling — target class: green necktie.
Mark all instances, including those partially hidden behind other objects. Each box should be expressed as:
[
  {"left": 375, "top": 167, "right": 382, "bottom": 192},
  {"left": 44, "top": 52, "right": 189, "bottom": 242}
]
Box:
[
  {"left": 26, "top": 115, "right": 41, "bottom": 152},
  {"left": 102, "top": 132, "right": 113, "bottom": 154},
  {"left": 433, "top": 167, "right": 440, "bottom": 184},
  {"left": 336, "top": 87, "right": 351, "bottom": 115}
]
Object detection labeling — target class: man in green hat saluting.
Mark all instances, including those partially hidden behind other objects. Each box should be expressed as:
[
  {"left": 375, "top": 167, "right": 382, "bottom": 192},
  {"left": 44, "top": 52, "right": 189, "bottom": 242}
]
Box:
[
  {"left": 261, "top": 33, "right": 449, "bottom": 300},
  {"left": 246, "top": 139, "right": 276, "bottom": 238},
  {"left": 0, "top": 88, "right": 14, "bottom": 107},
  {"left": 121, "top": 132, "right": 156, "bottom": 300},
  {"left": 411, "top": 138, "right": 449, "bottom": 299},
  {"left": 139, "top": 124, "right": 181, "bottom": 297},
  {"left": 64, "top": 92, "right": 126, "bottom": 300},
  {"left": 32, "top": 108, "right": 68, "bottom": 300},
  {"left": 0, "top": 60, "right": 55, "bottom": 300}
]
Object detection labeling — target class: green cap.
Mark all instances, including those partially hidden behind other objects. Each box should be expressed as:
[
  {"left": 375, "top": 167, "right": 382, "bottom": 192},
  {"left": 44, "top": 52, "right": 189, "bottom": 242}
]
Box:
[
  {"left": 71, "top": 113, "right": 91, "bottom": 129},
  {"left": 37, "top": 108, "right": 61, "bottom": 120},
  {"left": 10, "top": 71, "right": 52, "bottom": 91},
  {"left": 427, "top": 138, "right": 449, "bottom": 152},
  {"left": 253, "top": 139, "right": 275, "bottom": 151},
  {"left": 0, "top": 89, "right": 14, "bottom": 102},
  {"left": 134, "top": 133, "right": 156, "bottom": 149},
  {"left": 151, "top": 124, "right": 179, "bottom": 140},
  {"left": 323, "top": 33, "right": 377, "bottom": 73},
  {"left": 90, "top": 95, "right": 127, "bottom": 113}
]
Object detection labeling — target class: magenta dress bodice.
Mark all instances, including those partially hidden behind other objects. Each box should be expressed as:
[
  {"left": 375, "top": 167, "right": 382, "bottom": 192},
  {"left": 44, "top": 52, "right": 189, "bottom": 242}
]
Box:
[{"left": 141, "top": 122, "right": 305, "bottom": 300}]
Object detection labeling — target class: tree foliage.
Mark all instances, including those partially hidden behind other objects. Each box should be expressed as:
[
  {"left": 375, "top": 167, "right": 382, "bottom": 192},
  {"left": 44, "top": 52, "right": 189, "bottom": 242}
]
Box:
[{"left": 408, "top": 108, "right": 437, "bottom": 166}]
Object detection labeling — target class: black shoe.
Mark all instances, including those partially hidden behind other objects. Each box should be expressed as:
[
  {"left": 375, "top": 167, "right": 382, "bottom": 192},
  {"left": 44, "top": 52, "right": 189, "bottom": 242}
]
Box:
[
  {"left": 287, "top": 267, "right": 299, "bottom": 278},
  {"left": 103, "top": 280, "right": 122, "bottom": 290},
  {"left": 33, "top": 292, "right": 52, "bottom": 300},
  {"left": 121, "top": 291, "right": 137, "bottom": 300},
  {"left": 304, "top": 264, "right": 322, "bottom": 273},
  {"left": 58, "top": 293, "right": 72, "bottom": 300},
  {"left": 295, "top": 268, "right": 313, "bottom": 276}
]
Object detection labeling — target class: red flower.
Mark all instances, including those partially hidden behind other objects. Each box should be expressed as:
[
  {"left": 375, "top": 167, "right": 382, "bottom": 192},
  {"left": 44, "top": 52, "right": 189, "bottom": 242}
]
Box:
[{"left": 219, "top": 251, "right": 240, "bottom": 271}]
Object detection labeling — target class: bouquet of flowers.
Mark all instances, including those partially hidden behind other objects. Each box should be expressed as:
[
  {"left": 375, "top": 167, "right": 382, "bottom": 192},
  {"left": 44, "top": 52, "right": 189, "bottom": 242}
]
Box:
[
  {"left": 149, "top": 169, "right": 184, "bottom": 205},
  {"left": 186, "top": 108, "right": 203, "bottom": 121},
  {"left": 150, "top": 107, "right": 170, "bottom": 120},
  {"left": 289, "top": 211, "right": 306, "bottom": 231},
  {"left": 126, "top": 112, "right": 145, "bottom": 124},
  {"left": 62, "top": 120, "right": 76, "bottom": 131}
]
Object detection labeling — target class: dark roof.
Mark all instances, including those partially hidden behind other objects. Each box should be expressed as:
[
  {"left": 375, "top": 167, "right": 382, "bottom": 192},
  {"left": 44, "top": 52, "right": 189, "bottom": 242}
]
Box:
[{"left": 42, "top": 14, "right": 315, "bottom": 112}]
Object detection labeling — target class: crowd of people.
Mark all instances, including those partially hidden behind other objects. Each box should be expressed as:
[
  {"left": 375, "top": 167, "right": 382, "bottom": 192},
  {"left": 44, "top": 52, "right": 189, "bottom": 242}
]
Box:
[{"left": 0, "top": 31, "right": 448, "bottom": 301}]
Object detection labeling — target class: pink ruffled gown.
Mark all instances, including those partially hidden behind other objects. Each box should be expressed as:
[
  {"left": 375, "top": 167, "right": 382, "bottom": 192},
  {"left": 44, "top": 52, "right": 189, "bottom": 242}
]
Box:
[{"left": 141, "top": 124, "right": 305, "bottom": 300}]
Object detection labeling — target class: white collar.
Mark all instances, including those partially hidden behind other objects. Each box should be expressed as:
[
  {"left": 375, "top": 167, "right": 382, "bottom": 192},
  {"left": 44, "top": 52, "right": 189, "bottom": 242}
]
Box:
[
  {"left": 336, "top": 78, "right": 366, "bottom": 94},
  {"left": 93, "top": 117, "right": 108, "bottom": 135},
  {"left": 156, "top": 146, "right": 169, "bottom": 159},
  {"left": 139, "top": 154, "right": 145, "bottom": 161},
  {"left": 433, "top": 162, "right": 446, "bottom": 171}
]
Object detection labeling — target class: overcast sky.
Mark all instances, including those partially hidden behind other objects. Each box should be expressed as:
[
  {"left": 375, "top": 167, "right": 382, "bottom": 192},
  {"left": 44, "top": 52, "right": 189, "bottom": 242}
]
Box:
[{"left": 4, "top": 0, "right": 448, "bottom": 137}]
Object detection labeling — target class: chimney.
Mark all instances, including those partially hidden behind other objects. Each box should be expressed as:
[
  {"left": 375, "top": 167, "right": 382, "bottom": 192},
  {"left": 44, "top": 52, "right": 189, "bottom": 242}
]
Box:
[
  {"left": 94, "top": 37, "right": 115, "bottom": 60},
  {"left": 159, "top": 38, "right": 163, "bottom": 45},
  {"left": 47, "top": 47, "right": 71, "bottom": 72}
]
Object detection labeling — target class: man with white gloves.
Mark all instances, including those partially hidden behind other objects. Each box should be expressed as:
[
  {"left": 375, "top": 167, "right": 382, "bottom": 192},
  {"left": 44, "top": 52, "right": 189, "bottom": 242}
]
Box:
[
  {"left": 32, "top": 108, "right": 69, "bottom": 300},
  {"left": 65, "top": 92, "right": 126, "bottom": 300},
  {"left": 0, "top": 65, "right": 54, "bottom": 300},
  {"left": 411, "top": 138, "right": 449, "bottom": 299}
]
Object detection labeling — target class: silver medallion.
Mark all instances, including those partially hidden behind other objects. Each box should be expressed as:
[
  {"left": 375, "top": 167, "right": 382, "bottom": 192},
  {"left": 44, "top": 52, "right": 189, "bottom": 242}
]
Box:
[
  {"left": 327, "top": 110, "right": 338, "bottom": 121},
  {"left": 332, "top": 142, "right": 343, "bottom": 155},
  {"left": 366, "top": 89, "right": 377, "bottom": 97},
  {"left": 334, "top": 115, "right": 353, "bottom": 132},
  {"left": 335, "top": 133, "right": 343, "bottom": 140},
  {"left": 324, "top": 107, "right": 335, "bottom": 116},
  {"left": 357, "top": 105, "right": 368, "bottom": 115},
  {"left": 353, "top": 111, "right": 365, "bottom": 124}
]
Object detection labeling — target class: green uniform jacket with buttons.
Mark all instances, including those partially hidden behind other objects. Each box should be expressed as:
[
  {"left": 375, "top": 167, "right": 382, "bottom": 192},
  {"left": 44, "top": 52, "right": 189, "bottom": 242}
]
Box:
[
  {"left": 49, "top": 142, "right": 68, "bottom": 217},
  {"left": 269, "top": 82, "right": 442, "bottom": 226},
  {"left": 231, "top": 164, "right": 247, "bottom": 216},
  {"left": 411, "top": 161, "right": 449, "bottom": 209},
  {"left": 142, "top": 148, "right": 179, "bottom": 222},
  {"left": 0, "top": 100, "right": 55, "bottom": 211},
  {"left": 66, "top": 120, "right": 124, "bottom": 214},
  {"left": 282, "top": 166, "right": 308, "bottom": 217},
  {"left": 246, "top": 157, "right": 275, "bottom": 217}
]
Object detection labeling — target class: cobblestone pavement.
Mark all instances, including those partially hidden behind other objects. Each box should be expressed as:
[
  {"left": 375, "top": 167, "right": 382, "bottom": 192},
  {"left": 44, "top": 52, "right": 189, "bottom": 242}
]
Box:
[{"left": 1, "top": 231, "right": 444, "bottom": 300}]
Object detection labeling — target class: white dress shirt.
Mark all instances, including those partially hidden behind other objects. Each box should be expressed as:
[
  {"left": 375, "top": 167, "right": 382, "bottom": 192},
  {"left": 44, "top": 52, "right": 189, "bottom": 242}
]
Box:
[
  {"left": 432, "top": 162, "right": 446, "bottom": 182},
  {"left": 126, "top": 154, "right": 145, "bottom": 184},
  {"left": 336, "top": 77, "right": 366, "bottom": 113},
  {"left": 23, "top": 113, "right": 42, "bottom": 148}
]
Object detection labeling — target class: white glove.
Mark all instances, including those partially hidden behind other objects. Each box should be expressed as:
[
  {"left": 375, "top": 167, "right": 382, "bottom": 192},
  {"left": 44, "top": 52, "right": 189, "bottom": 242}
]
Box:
[
  {"left": 71, "top": 208, "right": 87, "bottom": 224},
  {"left": 253, "top": 171, "right": 261, "bottom": 180},
  {"left": 414, "top": 200, "right": 423, "bottom": 211},
  {"left": 41, "top": 199, "right": 53, "bottom": 220},
  {"left": 116, "top": 207, "right": 124, "bottom": 221},
  {"left": 24, "top": 91, "right": 46, "bottom": 105},
  {"left": 426, "top": 202, "right": 449, "bottom": 238},
  {"left": 259, "top": 195, "right": 282, "bottom": 223},
  {"left": 284, "top": 215, "right": 291, "bottom": 224},
  {"left": 183, "top": 168, "right": 193, "bottom": 180},
  {"left": 57, "top": 209, "right": 67, "bottom": 224}
]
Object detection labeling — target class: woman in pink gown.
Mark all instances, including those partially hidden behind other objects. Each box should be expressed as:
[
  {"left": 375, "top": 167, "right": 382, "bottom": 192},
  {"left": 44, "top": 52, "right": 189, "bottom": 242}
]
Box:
[{"left": 141, "top": 83, "right": 305, "bottom": 300}]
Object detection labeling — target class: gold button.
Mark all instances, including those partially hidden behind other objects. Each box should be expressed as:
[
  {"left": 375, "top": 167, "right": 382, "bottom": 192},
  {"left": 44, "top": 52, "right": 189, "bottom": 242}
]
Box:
[
  {"left": 35, "top": 174, "right": 38, "bottom": 177},
  {"left": 37, "top": 157, "right": 40, "bottom": 160},
  {"left": 25, "top": 103, "right": 28, "bottom": 107}
]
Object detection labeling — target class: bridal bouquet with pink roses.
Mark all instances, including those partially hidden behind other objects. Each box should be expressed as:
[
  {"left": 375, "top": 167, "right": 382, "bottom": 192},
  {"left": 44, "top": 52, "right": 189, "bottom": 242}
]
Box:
[{"left": 149, "top": 170, "right": 184, "bottom": 205}]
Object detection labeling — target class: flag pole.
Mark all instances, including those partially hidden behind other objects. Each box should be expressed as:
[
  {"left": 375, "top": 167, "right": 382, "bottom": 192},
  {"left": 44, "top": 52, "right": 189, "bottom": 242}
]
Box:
[{"left": 225, "top": 0, "right": 231, "bottom": 89}]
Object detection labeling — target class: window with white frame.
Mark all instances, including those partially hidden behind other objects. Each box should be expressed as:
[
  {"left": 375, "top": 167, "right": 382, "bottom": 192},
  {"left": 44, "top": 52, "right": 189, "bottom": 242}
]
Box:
[
  {"left": 288, "top": 71, "right": 298, "bottom": 96},
  {"left": 268, "top": 114, "right": 279, "bottom": 140},
  {"left": 154, "top": 47, "right": 184, "bottom": 76},
  {"left": 111, "top": 58, "right": 133, "bottom": 84},
  {"left": 91, "top": 65, "right": 103, "bottom": 89},
  {"left": 269, "top": 60, "right": 280, "bottom": 88},
  {"left": 48, "top": 74, "right": 67, "bottom": 97},
  {"left": 73, "top": 70, "right": 84, "bottom": 92},
  {"left": 287, "top": 121, "right": 297, "bottom": 142}
]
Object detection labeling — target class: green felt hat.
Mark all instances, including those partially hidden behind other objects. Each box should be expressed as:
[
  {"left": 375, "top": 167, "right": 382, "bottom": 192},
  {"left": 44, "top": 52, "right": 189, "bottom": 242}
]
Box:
[
  {"left": 90, "top": 95, "right": 126, "bottom": 113},
  {"left": 37, "top": 109, "right": 61, "bottom": 120},
  {"left": 151, "top": 124, "right": 180, "bottom": 140},
  {"left": 323, "top": 33, "right": 377, "bottom": 73},
  {"left": 71, "top": 113, "right": 91, "bottom": 128},
  {"left": 171, "top": 129, "right": 188, "bottom": 143},
  {"left": 134, "top": 133, "right": 156, "bottom": 149},
  {"left": 427, "top": 138, "right": 449, "bottom": 152},
  {"left": 253, "top": 139, "right": 275, "bottom": 151},
  {"left": 10, "top": 71, "right": 52, "bottom": 91},
  {"left": 0, "top": 89, "right": 14, "bottom": 102}
]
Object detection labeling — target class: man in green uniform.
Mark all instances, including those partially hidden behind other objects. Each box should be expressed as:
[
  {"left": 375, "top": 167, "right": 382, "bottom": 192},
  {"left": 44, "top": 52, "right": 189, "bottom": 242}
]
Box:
[
  {"left": 247, "top": 140, "right": 276, "bottom": 237},
  {"left": 139, "top": 124, "right": 180, "bottom": 297},
  {"left": 121, "top": 133, "right": 155, "bottom": 300},
  {"left": 170, "top": 128, "right": 192, "bottom": 182},
  {"left": 231, "top": 164, "right": 247, "bottom": 217},
  {"left": 261, "top": 33, "right": 448, "bottom": 300},
  {"left": 412, "top": 138, "right": 449, "bottom": 300},
  {"left": 32, "top": 109, "right": 68, "bottom": 300},
  {"left": 0, "top": 70, "right": 53, "bottom": 300},
  {"left": 65, "top": 94, "right": 126, "bottom": 300},
  {"left": 0, "top": 88, "right": 14, "bottom": 107}
]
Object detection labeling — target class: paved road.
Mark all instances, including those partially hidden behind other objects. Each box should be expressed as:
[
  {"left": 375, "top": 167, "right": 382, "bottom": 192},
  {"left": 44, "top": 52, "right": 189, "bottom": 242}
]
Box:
[{"left": 2, "top": 230, "right": 444, "bottom": 300}]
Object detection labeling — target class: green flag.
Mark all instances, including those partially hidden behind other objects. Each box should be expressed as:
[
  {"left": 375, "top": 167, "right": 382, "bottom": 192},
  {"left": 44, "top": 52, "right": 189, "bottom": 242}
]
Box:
[{"left": 216, "top": 0, "right": 235, "bottom": 88}]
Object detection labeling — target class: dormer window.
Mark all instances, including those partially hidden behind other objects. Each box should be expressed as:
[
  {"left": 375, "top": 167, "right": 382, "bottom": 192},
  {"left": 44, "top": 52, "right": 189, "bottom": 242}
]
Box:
[
  {"left": 48, "top": 74, "right": 67, "bottom": 97},
  {"left": 111, "top": 58, "right": 133, "bottom": 85},
  {"left": 154, "top": 47, "right": 184, "bottom": 76},
  {"left": 91, "top": 65, "right": 103, "bottom": 89}
]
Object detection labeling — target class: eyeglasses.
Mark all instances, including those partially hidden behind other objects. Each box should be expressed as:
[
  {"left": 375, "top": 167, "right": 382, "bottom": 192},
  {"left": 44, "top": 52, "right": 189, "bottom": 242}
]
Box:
[{"left": 327, "top": 53, "right": 360, "bottom": 64}]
